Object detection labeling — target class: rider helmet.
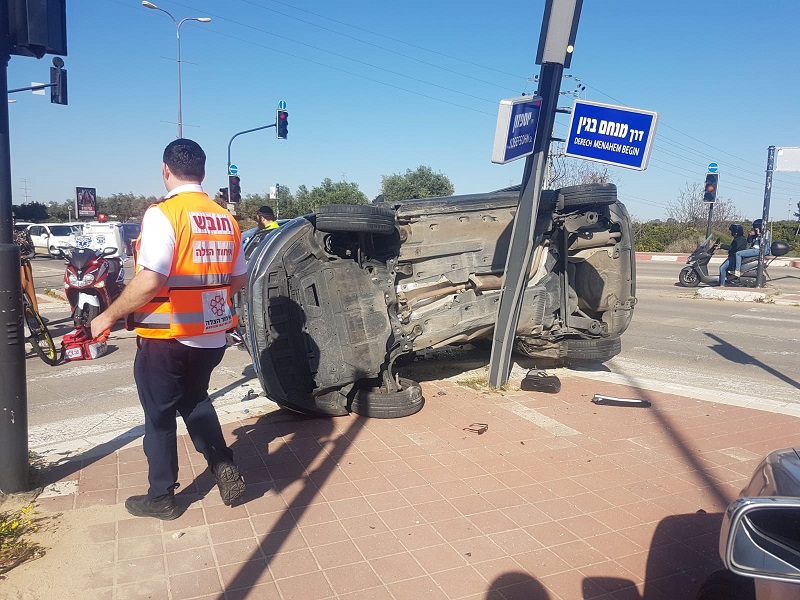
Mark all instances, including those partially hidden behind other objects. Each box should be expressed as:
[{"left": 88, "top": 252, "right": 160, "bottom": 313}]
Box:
[
  {"left": 729, "top": 223, "right": 744, "bottom": 237},
  {"left": 752, "top": 219, "right": 762, "bottom": 231}
]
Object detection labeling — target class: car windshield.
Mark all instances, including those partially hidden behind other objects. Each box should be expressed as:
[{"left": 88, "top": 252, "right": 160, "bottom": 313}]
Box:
[{"left": 48, "top": 225, "right": 77, "bottom": 236}]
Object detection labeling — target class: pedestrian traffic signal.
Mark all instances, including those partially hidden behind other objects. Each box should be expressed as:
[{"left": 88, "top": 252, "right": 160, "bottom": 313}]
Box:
[
  {"left": 219, "top": 187, "right": 229, "bottom": 203},
  {"left": 276, "top": 110, "right": 288, "bottom": 139},
  {"left": 702, "top": 173, "right": 719, "bottom": 203},
  {"left": 229, "top": 176, "right": 241, "bottom": 203},
  {"left": 50, "top": 57, "right": 67, "bottom": 105}
]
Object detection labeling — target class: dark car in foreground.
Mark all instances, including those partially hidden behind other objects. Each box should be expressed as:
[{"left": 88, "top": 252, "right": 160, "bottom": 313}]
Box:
[
  {"left": 240, "top": 183, "right": 636, "bottom": 418},
  {"left": 697, "top": 447, "right": 800, "bottom": 600}
]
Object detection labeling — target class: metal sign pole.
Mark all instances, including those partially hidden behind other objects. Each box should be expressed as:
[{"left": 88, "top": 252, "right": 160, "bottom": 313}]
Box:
[
  {"left": 488, "top": 0, "right": 582, "bottom": 388},
  {"left": 0, "top": 0, "right": 31, "bottom": 493},
  {"left": 488, "top": 62, "right": 563, "bottom": 388},
  {"left": 755, "top": 146, "right": 775, "bottom": 288}
]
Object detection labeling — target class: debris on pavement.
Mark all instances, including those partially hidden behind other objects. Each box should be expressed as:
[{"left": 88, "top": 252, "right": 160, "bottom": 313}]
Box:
[
  {"left": 463, "top": 423, "right": 489, "bottom": 435},
  {"left": 520, "top": 369, "right": 561, "bottom": 393},
  {"left": 591, "top": 394, "right": 652, "bottom": 408}
]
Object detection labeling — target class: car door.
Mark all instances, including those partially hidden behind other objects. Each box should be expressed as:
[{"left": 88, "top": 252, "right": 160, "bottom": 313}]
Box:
[{"left": 28, "top": 226, "right": 48, "bottom": 252}]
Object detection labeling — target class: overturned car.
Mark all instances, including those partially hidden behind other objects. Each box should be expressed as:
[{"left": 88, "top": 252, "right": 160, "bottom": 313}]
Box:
[{"left": 240, "top": 183, "right": 636, "bottom": 418}]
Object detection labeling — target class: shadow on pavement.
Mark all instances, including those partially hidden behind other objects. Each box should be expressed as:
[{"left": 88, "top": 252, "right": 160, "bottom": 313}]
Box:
[
  {"left": 583, "top": 511, "right": 724, "bottom": 599},
  {"left": 704, "top": 332, "right": 800, "bottom": 391},
  {"left": 214, "top": 409, "right": 365, "bottom": 598},
  {"left": 484, "top": 571, "right": 551, "bottom": 599}
]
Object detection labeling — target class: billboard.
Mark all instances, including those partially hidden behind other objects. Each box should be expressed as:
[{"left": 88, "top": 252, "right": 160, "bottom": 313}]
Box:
[{"left": 76, "top": 187, "right": 97, "bottom": 219}]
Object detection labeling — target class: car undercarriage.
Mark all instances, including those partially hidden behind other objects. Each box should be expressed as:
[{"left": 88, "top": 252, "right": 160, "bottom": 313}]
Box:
[{"left": 240, "top": 183, "right": 636, "bottom": 418}]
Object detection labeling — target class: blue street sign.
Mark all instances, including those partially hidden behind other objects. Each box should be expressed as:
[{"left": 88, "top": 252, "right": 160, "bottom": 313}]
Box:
[
  {"left": 278, "top": 100, "right": 287, "bottom": 110},
  {"left": 565, "top": 100, "right": 659, "bottom": 171},
  {"left": 491, "top": 96, "right": 542, "bottom": 164},
  {"left": 707, "top": 162, "right": 719, "bottom": 173},
  {"left": 229, "top": 164, "right": 239, "bottom": 176}
]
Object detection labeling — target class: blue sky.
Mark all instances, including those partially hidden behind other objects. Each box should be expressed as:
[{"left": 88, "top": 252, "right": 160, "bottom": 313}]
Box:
[{"left": 7, "top": 0, "right": 800, "bottom": 221}]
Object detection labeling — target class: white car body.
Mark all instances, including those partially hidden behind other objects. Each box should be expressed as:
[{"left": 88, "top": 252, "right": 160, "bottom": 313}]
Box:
[{"left": 27, "top": 223, "right": 83, "bottom": 258}]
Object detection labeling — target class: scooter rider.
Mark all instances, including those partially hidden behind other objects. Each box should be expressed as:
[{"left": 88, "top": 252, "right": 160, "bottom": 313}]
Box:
[
  {"left": 717, "top": 223, "right": 747, "bottom": 287},
  {"left": 734, "top": 219, "right": 766, "bottom": 277}
]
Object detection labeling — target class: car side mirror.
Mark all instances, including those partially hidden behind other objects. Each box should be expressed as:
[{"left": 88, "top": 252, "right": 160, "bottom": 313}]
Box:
[{"left": 721, "top": 498, "right": 800, "bottom": 584}]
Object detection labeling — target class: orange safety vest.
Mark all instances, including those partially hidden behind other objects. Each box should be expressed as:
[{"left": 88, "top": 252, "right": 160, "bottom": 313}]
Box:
[{"left": 132, "top": 192, "right": 241, "bottom": 339}]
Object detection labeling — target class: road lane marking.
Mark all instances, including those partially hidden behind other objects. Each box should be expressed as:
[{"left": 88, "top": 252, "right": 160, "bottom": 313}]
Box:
[{"left": 731, "top": 314, "right": 798, "bottom": 323}]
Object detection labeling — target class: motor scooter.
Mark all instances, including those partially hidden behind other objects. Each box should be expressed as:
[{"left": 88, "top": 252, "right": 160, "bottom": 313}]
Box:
[
  {"left": 678, "top": 235, "right": 790, "bottom": 288},
  {"left": 57, "top": 245, "right": 126, "bottom": 328}
]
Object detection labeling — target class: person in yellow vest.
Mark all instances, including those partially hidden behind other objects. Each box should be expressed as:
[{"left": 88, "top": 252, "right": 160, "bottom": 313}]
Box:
[
  {"left": 91, "top": 139, "right": 247, "bottom": 520},
  {"left": 257, "top": 205, "right": 279, "bottom": 231}
]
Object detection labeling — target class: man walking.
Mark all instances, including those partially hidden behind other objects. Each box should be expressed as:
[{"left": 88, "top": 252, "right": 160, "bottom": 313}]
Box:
[{"left": 91, "top": 139, "right": 247, "bottom": 519}]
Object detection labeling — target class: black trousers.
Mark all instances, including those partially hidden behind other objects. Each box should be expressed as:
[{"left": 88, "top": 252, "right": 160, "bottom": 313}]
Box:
[{"left": 134, "top": 337, "right": 233, "bottom": 499}]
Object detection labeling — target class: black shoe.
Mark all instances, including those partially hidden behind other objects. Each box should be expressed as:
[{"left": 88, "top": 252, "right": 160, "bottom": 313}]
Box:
[
  {"left": 211, "top": 460, "right": 246, "bottom": 506},
  {"left": 125, "top": 494, "right": 182, "bottom": 520}
]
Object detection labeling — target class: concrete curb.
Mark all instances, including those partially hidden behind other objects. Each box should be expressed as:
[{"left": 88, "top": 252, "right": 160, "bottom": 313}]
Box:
[{"left": 636, "top": 252, "right": 800, "bottom": 268}]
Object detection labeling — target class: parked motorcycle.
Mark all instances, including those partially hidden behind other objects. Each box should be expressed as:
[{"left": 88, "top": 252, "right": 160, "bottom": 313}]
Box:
[
  {"left": 678, "top": 234, "right": 790, "bottom": 288},
  {"left": 56, "top": 245, "right": 126, "bottom": 328}
]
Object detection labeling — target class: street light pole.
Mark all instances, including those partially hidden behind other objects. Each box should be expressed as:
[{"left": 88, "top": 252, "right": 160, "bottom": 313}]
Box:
[{"left": 142, "top": 2, "right": 210, "bottom": 139}]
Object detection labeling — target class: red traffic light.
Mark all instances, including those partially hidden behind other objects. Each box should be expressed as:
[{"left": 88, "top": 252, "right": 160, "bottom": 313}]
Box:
[{"left": 277, "top": 110, "right": 288, "bottom": 139}]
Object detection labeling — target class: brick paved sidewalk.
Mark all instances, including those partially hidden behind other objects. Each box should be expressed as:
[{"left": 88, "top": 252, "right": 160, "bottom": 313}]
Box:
[{"left": 5, "top": 373, "right": 797, "bottom": 600}]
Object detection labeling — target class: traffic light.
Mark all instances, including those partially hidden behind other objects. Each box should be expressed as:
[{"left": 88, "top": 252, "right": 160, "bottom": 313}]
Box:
[
  {"left": 702, "top": 173, "right": 719, "bottom": 203},
  {"left": 229, "top": 175, "right": 241, "bottom": 203},
  {"left": 49, "top": 56, "right": 67, "bottom": 105},
  {"left": 219, "top": 187, "right": 229, "bottom": 203},
  {"left": 276, "top": 110, "right": 288, "bottom": 139}
]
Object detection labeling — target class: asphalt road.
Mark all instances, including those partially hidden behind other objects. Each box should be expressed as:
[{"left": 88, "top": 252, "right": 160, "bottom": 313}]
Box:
[{"left": 19, "top": 258, "right": 800, "bottom": 449}]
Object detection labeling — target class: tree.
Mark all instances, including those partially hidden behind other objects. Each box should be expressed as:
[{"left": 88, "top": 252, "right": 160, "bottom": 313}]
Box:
[
  {"left": 381, "top": 166, "right": 454, "bottom": 201},
  {"left": 98, "top": 193, "right": 155, "bottom": 222},
  {"left": 666, "top": 182, "right": 741, "bottom": 226},
  {"left": 547, "top": 154, "right": 614, "bottom": 189},
  {"left": 12, "top": 201, "right": 49, "bottom": 221},
  {"left": 294, "top": 178, "right": 368, "bottom": 215}
]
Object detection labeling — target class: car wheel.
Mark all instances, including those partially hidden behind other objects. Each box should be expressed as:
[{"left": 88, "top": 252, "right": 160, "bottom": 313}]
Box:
[
  {"left": 679, "top": 267, "right": 700, "bottom": 287},
  {"left": 49, "top": 246, "right": 60, "bottom": 259},
  {"left": 695, "top": 570, "right": 755, "bottom": 600},
  {"left": 316, "top": 204, "right": 396, "bottom": 234},
  {"left": 559, "top": 183, "right": 618, "bottom": 207},
  {"left": 565, "top": 337, "right": 621, "bottom": 361},
  {"left": 349, "top": 377, "right": 424, "bottom": 419}
]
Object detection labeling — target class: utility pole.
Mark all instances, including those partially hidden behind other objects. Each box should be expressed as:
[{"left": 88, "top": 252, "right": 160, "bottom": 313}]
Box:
[
  {"left": 755, "top": 146, "right": 775, "bottom": 288},
  {"left": 20, "top": 178, "right": 30, "bottom": 202},
  {"left": 0, "top": 0, "right": 29, "bottom": 494}
]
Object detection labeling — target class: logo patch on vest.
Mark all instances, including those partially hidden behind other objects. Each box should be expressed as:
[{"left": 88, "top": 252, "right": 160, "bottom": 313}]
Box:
[
  {"left": 201, "top": 289, "right": 233, "bottom": 333},
  {"left": 193, "top": 241, "right": 235, "bottom": 263},
  {"left": 189, "top": 212, "right": 234, "bottom": 235}
]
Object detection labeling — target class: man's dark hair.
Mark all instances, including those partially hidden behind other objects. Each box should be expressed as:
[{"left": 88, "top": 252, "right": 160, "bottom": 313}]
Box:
[
  {"left": 258, "top": 206, "right": 275, "bottom": 220},
  {"left": 163, "top": 138, "right": 206, "bottom": 182}
]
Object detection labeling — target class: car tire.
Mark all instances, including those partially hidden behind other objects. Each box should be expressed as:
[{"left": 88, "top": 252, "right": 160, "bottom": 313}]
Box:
[
  {"left": 559, "top": 183, "right": 617, "bottom": 207},
  {"left": 349, "top": 377, "right": 424, "bottom": 419},
  {"left": 565, "top": 337, "right": 621, "bottom": 361},
  {"left": 49, "top": 246, "right": 60, "bottom": 259},
  {"left": 679, "top": 267, "right": 700, "bottom": 287},
  {"left": 316, "top": 204, "right": 396, "bottom": 235},
  {"left": 695, "top": 570, "right": 755, "bottom": 600}
]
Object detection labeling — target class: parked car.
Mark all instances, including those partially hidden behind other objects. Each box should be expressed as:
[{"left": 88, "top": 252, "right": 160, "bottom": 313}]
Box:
[
  {"left": 697, "top": 446, "right": 800, "bottom": 600},
  {"left": 27, "top": 223, "right": 83, "bottom": 258},
  {"left": 239, "top": 183, "right": 636, "bottom": 419},
  {"left": 119, "top": 222, "right": 141, "bottom": 256}
]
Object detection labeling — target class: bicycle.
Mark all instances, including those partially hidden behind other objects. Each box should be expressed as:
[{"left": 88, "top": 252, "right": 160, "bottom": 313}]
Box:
[{"left": 20, "top": 269, "right": 60, "bottom": 366}]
